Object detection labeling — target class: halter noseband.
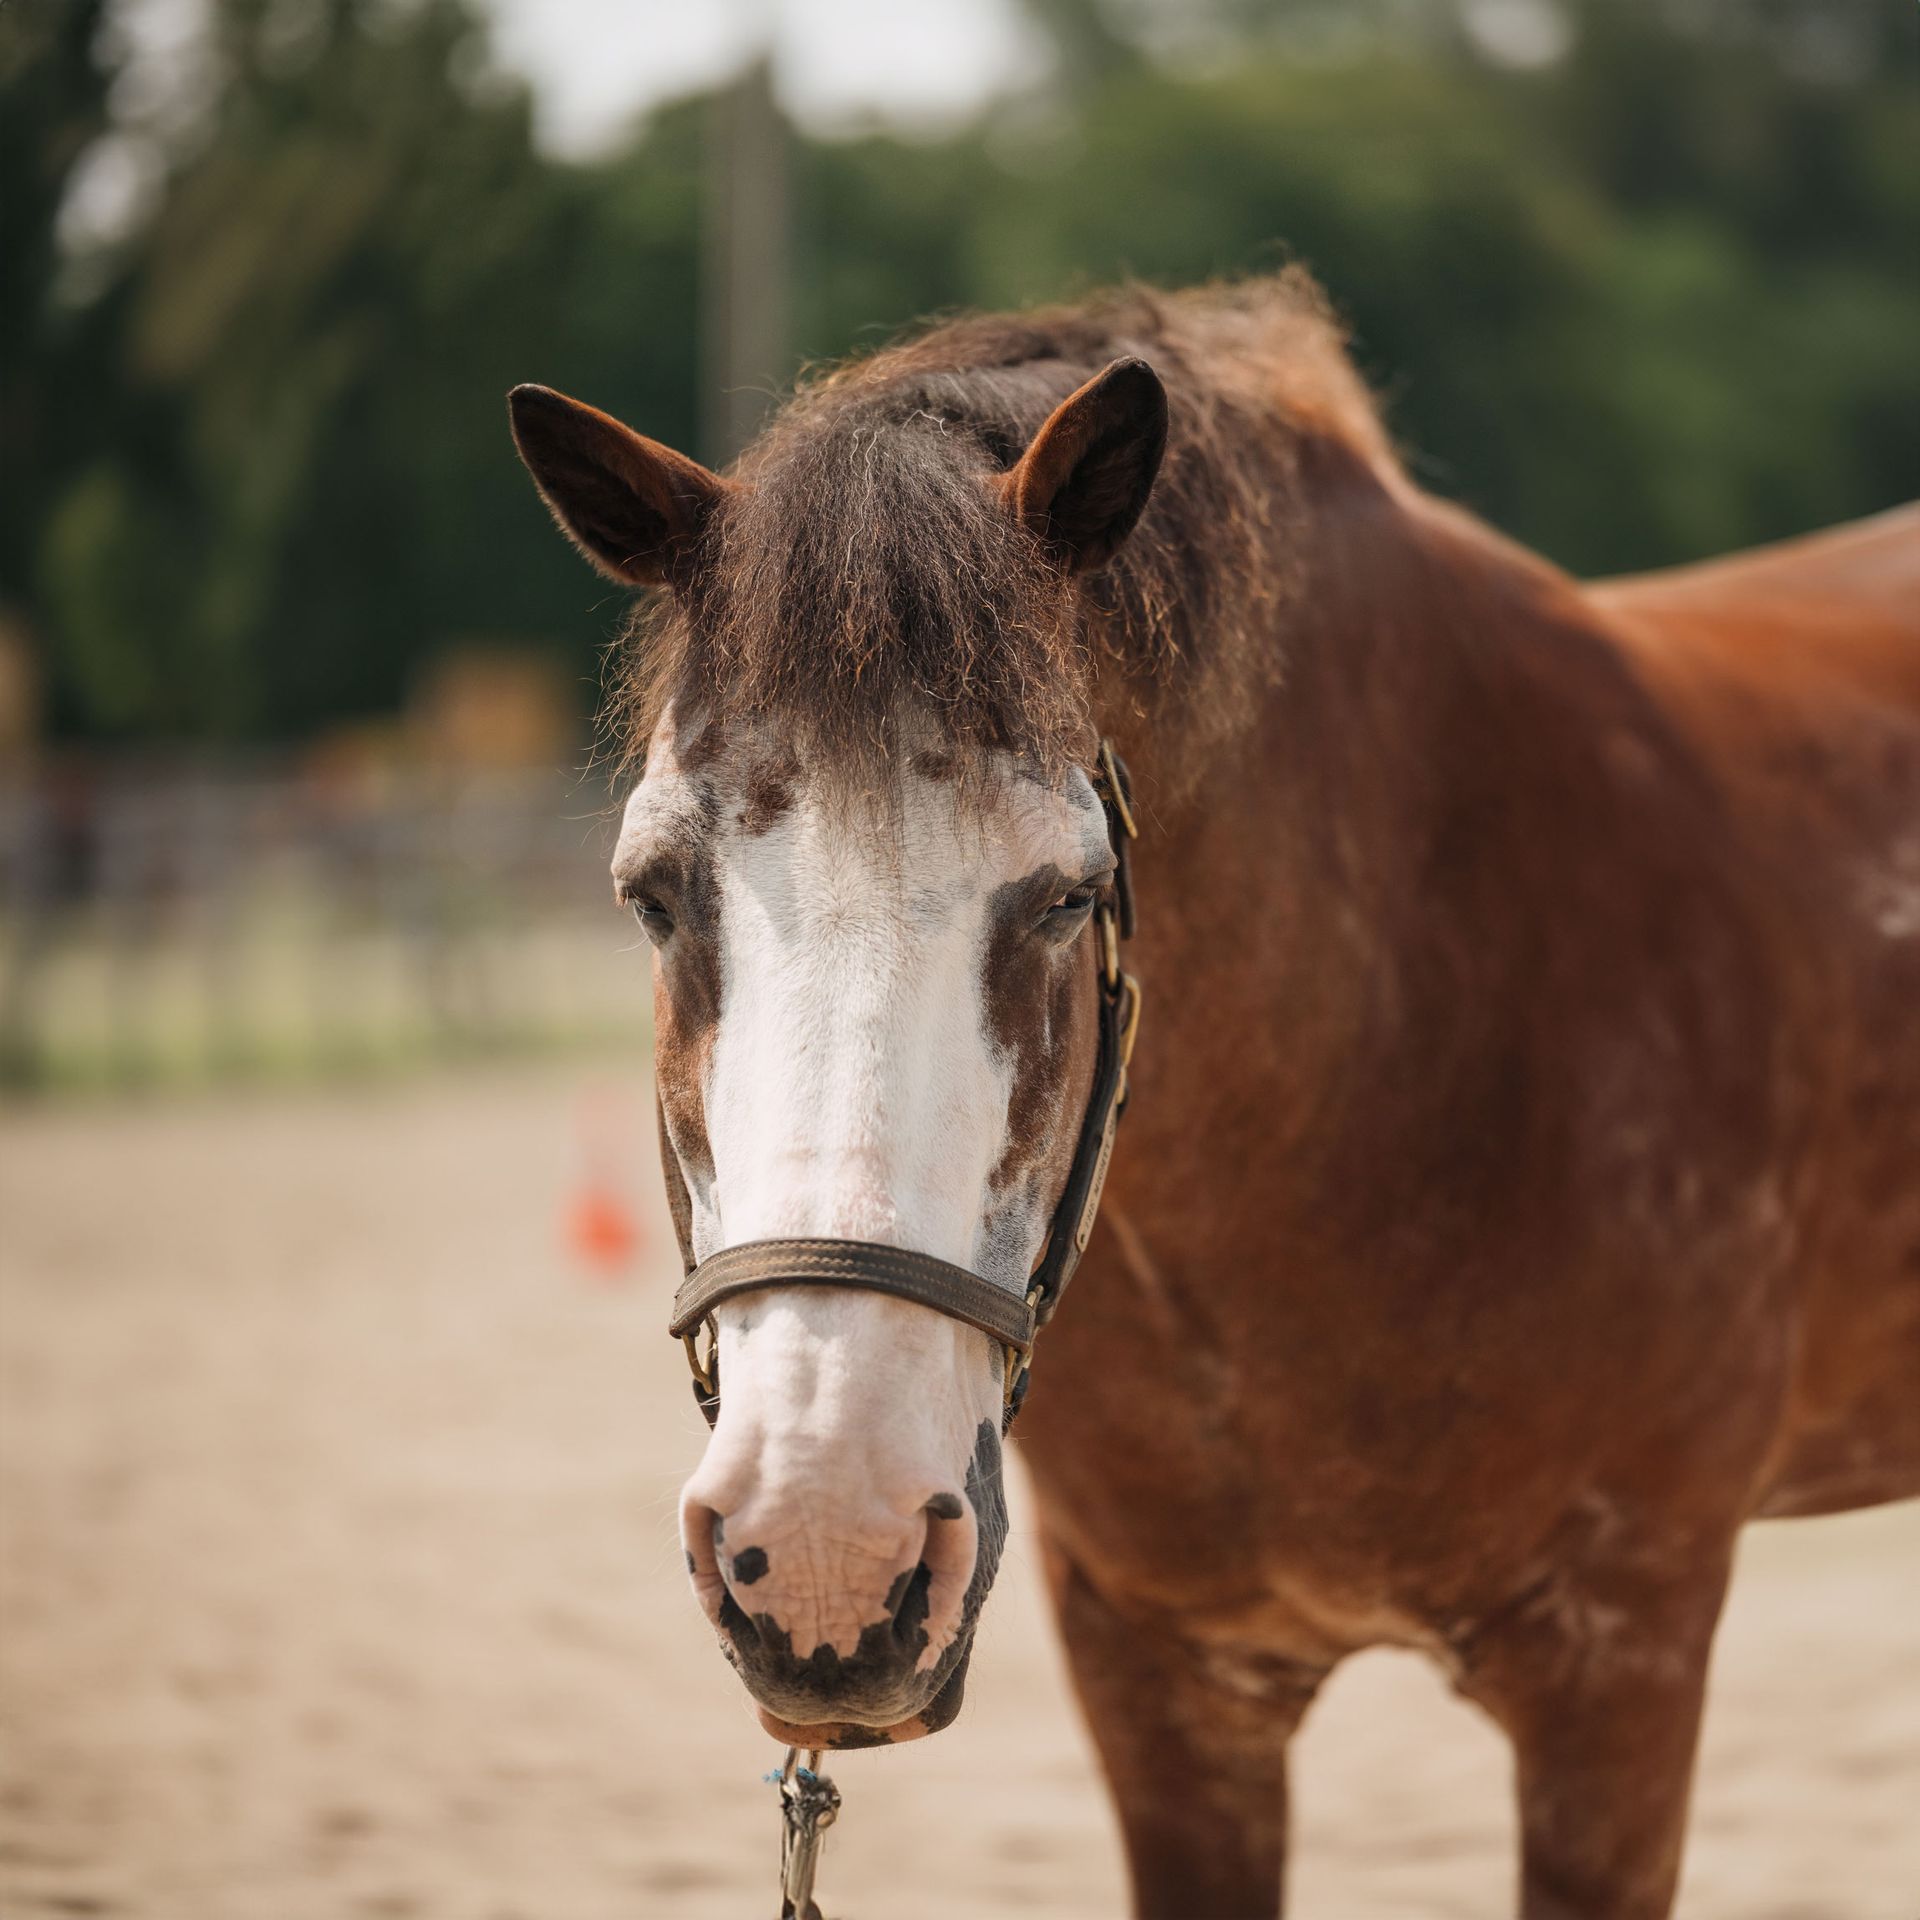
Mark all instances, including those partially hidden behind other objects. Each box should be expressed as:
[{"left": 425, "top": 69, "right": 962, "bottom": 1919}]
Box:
[{"left": 662, "top": 740, "right": 1143, "bottom": 1432}]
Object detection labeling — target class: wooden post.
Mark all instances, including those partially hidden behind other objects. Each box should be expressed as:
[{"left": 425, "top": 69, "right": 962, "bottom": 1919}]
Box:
[{"left": 701, "top": 48, "right": 791, "bottom": 467}]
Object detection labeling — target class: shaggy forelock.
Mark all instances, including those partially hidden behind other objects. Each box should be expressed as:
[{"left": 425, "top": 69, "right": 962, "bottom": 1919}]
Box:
[
  {"left": 623, "top": 378, "right": 1089, "bottom": 794},
  {"left": 610, "top": 272, "right": 1390, "bottom": 796}
]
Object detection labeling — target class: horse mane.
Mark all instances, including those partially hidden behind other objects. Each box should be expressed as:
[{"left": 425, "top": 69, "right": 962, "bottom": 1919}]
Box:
[{"left": 611, "top": 269, "right": 1398, "bottom": 789}]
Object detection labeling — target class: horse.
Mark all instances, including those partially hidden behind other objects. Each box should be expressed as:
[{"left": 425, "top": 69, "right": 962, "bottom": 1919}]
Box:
[{"left": 506, "top": 270, "right": 1920, "bottom": 1919}]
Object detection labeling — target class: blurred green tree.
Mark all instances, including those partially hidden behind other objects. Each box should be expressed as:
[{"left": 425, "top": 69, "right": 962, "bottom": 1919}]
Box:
[
  {"left": 4, "top": 0, "right": 1914, "bottom": 745},
  {"left": 0, "top": 0, "right": 115, "bottom": 692},
  {"left": 10, "top": 0, "right": 704, "bottom": 742}
]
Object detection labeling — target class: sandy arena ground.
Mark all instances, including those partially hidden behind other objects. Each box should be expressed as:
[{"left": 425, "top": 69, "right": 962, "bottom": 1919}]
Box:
[{"left": 2, "top": 1067, "right": 1916, "bottom": 1919}]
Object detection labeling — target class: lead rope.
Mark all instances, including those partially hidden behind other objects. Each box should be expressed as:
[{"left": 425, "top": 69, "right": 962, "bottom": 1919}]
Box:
[{"left": 769, "top": 1746, "right": 840, "bottom": 1919}]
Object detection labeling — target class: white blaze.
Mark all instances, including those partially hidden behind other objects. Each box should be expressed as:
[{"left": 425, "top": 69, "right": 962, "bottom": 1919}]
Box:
[
  {"left": 620, "top": 726, "right": 1108, "bottom": 1670},
  {"left": 703, "top": 790, "right": 1013, "bottom": 1260}
]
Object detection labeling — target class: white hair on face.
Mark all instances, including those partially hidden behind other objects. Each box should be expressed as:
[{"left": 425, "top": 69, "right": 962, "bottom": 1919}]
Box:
[
  {"left": 626, "top": 722, "right": 1108, "bottom": 1672},
  {"left": 616, "top": 718, "right": 1110, "bottom": 1277},
  {"left": 705, "top": 786, "right": 1007, "bottom": 1262}
]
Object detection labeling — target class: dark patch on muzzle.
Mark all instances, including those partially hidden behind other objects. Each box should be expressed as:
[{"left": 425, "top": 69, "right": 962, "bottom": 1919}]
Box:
[{"left": 719, "top": 1420, "right": 1009, "bottom": 1741}]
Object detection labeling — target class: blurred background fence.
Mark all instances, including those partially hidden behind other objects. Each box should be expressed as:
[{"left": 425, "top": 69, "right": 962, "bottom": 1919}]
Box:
[
  {"left": 0, "top": 755, "right": 640, "bottom": 1091},
  {"left": 0, "top": 636, "right": 642, "bottom": 1091}
]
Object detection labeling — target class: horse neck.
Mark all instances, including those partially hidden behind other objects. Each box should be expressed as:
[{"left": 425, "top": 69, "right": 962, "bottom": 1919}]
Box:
[{"left": 1114, "top": 429, "right": 1672, "bottom": 1118}]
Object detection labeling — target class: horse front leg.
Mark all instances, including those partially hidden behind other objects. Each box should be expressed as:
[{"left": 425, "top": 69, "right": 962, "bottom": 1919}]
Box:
[
  {"left": 1043, "top": 1539, "right": 1325, "bottom": 1920},
  {"left": 1452, "top": 1541, "right": 1735, "bottom": 1920}
]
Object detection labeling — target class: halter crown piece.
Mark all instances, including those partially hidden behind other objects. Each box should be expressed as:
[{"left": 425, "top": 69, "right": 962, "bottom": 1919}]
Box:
[{"left": 662, "top": 739, "right": 1143, "bottom": 1431}]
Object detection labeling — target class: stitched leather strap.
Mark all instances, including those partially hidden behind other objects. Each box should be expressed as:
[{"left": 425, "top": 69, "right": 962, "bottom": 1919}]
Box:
[
  {"left": 670, "top": 1239, "right": 1037, "bottom": 1356},
  {"left": 1025, "top": 956, "right": 1130, "bottom": 1332}
]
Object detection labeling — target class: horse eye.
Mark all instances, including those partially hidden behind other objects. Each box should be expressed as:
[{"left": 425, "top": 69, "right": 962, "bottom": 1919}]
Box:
[
  {"left": 1045, "top": 887, "right": 1098, "bottom": 920},
  {"left": 629, "top": 896, "right": 674, "bottom": 941}
]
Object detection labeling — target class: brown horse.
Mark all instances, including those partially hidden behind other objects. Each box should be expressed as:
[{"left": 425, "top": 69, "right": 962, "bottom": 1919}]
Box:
[{"left": 507, "top": 271, "right": 1920, "bottom": 1918}]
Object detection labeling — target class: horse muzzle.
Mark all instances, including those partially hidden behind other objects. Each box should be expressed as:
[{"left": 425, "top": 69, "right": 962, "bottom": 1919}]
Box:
[
  {"left": 753, "top": 1645, "right": 979, "bottom": 1750},
  {"left": 680, "top": 1415, "right": 1009, "bottom": 1748}
]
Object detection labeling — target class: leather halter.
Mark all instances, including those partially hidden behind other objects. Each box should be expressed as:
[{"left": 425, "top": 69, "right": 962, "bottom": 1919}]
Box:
[{"left": 661, "top": 740, "right": 1143, "bottom": 1431}]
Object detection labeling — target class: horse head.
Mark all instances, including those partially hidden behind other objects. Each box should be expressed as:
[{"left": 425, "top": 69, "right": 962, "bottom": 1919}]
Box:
[{"left": 509, "top": 355, "right": 1165, "bottom": 1745}]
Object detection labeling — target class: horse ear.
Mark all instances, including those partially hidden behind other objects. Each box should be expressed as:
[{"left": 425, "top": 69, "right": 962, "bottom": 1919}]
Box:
[
  {"left": 507, "top": 384, "right": 733, "bottom": 588},
  {"left": 1000, "top": 356, "right": 1168, "bottom": 572}
]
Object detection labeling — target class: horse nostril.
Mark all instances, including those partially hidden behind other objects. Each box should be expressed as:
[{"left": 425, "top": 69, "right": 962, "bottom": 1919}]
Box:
[
  {"left": 682, "top": 1499, "right": 763, "bottom": 1642},
  {"left": 925, "top": 1490, "right": 965, "bottom": 1522},
  {"left": 887, "top": 1561, "right": 934, "bottom": 1646},
  {"left": 683, "top": 1500, "right": 721, "bottom": 1578}
]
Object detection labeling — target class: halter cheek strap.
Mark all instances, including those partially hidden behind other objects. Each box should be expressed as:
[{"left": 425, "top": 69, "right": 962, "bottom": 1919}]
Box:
[{"left": 661, "top": 740, "right": 1142, "bottom": 1432}]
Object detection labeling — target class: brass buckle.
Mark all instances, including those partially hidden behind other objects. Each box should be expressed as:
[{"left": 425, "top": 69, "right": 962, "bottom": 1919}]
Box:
[
  {"left": 682, "top": 1318, "right": 718, "bottom": 1397},
  {"left": 1004, "top": 1286, "right": 1042, "bottom": 1408}
]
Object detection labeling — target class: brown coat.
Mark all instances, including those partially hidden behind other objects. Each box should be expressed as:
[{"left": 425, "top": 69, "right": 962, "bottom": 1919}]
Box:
[{"left": 1024, "top": 460, "right": 1920, "bottom": 1914}]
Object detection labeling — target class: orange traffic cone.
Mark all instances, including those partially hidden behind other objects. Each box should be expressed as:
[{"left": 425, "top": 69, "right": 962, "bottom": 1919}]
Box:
[
  {"left": 566, "top": 1181, "right": 638, "bottom": 1275},
  {"left": 563, "top": 1083, "right": 642, "bottom": 1280}
]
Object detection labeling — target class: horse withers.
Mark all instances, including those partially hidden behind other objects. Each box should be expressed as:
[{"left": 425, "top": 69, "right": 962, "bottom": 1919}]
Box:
[{"left": 509, "top": 273, "right": 1920, "bottom": 1918}]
